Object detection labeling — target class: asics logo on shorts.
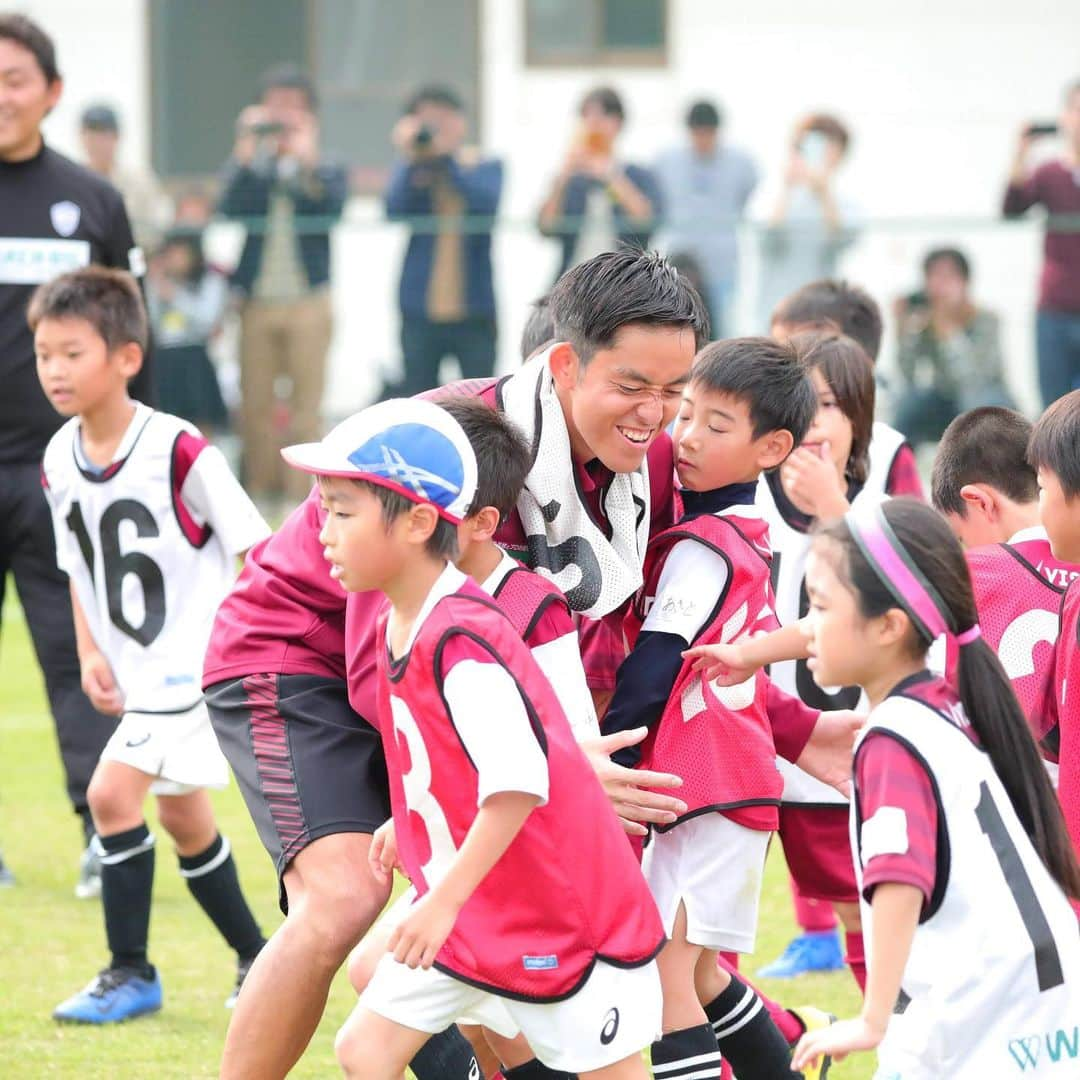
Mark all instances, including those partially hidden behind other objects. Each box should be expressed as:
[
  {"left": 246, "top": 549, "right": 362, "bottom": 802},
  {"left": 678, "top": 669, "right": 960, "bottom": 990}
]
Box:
[
  {"left": 125, "top": 733, "right": 152, "bottom": 748},
  {"left": 467, "top": 1059, "right": 480, "bottom": 1080},
  {"left": 600, "top": 1006, "right": 620, "bottom": 1045}
]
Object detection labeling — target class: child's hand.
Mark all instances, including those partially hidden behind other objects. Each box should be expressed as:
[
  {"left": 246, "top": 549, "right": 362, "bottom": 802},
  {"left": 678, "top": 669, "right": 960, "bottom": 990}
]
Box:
[
  {"left": 792, "top": 1015, "right": 885, "bottom": 1071},
  {"left": 368, "top": 820, "right": 399, "bottom": 883},
  {"left": 781, "top": 443, "right": 850, "bottom": 519},
  {"left": 387, "top": 892, "right": 458, "bottom": 970},
  {"left": 80, "top": 651, "right": 124, "bottom": 716},
  {"left": 682, "top": 642, "right": 756, "bottom": 685}
]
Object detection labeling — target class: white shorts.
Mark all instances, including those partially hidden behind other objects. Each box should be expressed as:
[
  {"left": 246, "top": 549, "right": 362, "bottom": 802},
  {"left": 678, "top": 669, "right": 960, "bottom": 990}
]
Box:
[
  {"left": 100, "top": 701, "right": 229, "bottom": 795},
  {"left": 642, "top": 813, "right": 769, "bottom": 953},
  {"left": 361, "top": 953, "right": 662, "bottom": 1073}
]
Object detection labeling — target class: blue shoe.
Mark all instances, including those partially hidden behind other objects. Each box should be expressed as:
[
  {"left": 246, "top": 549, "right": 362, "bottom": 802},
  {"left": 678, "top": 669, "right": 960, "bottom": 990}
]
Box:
[
  {"left": 0, "top": 850, "right": 14, "bottom": 888},
  {"left": 53, "top": 967, "right": 162, "bottom": 1023},
  {"left": 757, "top": 930, "right": 845, "bottom": 979}
]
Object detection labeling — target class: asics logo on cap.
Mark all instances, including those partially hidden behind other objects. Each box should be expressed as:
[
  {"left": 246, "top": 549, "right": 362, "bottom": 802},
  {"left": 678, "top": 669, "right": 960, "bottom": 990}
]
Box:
[{"left": 348, "top": 442, "right": 462, "bottom": 499}]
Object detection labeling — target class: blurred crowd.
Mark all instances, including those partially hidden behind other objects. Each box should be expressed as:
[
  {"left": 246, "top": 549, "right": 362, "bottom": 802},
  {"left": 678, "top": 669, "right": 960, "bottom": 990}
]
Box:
[{"left": 79, "top": 68, "right": 1080, "bottom": 504}]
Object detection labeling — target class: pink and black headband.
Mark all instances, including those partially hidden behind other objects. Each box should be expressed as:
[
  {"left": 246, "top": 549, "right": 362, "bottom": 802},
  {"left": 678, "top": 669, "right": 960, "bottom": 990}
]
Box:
[{"left": 845, "top": 504, "right": 981, "bottom": 646}]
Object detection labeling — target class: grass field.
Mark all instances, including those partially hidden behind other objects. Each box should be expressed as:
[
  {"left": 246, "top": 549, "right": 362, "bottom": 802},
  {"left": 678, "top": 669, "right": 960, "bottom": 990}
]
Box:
[{"left": 0, "top": 586, "right": 871, "bottom": 1079}]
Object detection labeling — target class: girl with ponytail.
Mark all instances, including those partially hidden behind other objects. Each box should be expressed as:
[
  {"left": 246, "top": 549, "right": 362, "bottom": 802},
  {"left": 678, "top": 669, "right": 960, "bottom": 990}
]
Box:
[{"left": 792, "top": 498, "right": 1080, "bottom": 1078}]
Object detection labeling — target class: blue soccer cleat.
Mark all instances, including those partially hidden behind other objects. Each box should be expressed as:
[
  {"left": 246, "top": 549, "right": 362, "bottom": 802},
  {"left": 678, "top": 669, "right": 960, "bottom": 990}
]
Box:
[
  {"left": 0, "top": 849, "right": 15, "bottom": 888},
  {"left": 757, "top": 930, "right": 845, "bottom": 979},
  {"left": 53, "top": 967, "right": 162, "bottom": 1023}
]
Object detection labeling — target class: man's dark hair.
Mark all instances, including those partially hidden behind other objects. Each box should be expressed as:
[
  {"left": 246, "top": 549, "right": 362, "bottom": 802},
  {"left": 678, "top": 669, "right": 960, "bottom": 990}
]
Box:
[
  {"left": 772, "top": 279, "right": 883, "bottom": 362},
  {"left": 520, "top": 295, "right": 554, "bottom": 362},
  {"left": 687, "top": 100, "right": 721, "bottom": 129},
  {"left": 580, "top": 86, "right": 624, "bottom": 121},
  {"left": 923, "top": 246, "right": 970, "bottom": 282},
  {"left": 349, "top": 479, "right": 459, "bottom": 560},
  {"left": 1028, "top": 391, "right": 1080, "bottom": 500},
  {"left": 259, "top": 63, "right": 318, "bottom": 111},
  {"left": 27, "top": 266, "right": 148, "bottom": 351},
  {"left": 438, "top": 397, "right": 530, "bottom": 522},
  {"left": 932, "top": 407, "right": 1037, "bottom": 516},
  {"left": 548, "top": 248, "right": 710, "bottom": 364},
  {"left": 80, "top": 103, "right": 119, "bottom": 133},
  {"left": 0, "top": 13, "right": 59, "bottom": 83},
  {"left": 406, "top": 84, "right": 464, "bottom": 114},
  {"left": 690, "top": 337, "right": 816, "bottom": 447},
  {"left": 795, "top": 332, "right": 876, "bottom": 485}
]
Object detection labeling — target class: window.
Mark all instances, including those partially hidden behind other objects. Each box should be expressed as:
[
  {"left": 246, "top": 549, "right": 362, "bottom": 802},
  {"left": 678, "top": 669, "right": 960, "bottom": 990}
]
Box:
[{"left": 525, "top": 0, "right": 667, "bottom": 67}]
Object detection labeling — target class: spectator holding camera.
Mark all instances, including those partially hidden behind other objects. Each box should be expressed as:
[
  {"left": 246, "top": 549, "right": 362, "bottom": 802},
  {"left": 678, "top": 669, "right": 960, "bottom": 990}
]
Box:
[
  {"left": 385, "top": 85, "right": 503, "bottom": 397},
  {"left": 892, "top": 247, "right": 1012, "bottom": 447},
  {"left": 218, "top": 64, "right": 346, "bottom": 503},
  {"left": 538, "top": 86, "right": 661, "bottom": 280},
  {"left": 655, "top": 99, "right": 758, "bottom": 337},
  {"left": 1003, "top": 79, "right": 1080, "bottom": 406},
  {"left": 758, "top": 113, "right": 859, "bottom": 326}
]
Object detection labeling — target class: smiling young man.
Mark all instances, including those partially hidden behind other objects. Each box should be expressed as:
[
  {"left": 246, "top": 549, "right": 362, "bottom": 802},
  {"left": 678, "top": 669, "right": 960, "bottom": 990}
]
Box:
[
  {"left": 204, "top": 248, "right": 859, "bottom": 1078},
  {"left": 0, "top": 12, "right": 150, "bottom": 894}
]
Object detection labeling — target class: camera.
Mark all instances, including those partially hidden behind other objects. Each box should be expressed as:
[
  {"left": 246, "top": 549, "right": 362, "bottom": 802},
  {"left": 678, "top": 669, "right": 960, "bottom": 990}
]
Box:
[
  {"left": 1026, "top": 122, "right": 1059, "bottom": 139},
  {"left": 249, "top": 119, "right": 286, "bottom": 139},
  {"left": 413, "top": 124, "right": 435, "bottom": 150}
]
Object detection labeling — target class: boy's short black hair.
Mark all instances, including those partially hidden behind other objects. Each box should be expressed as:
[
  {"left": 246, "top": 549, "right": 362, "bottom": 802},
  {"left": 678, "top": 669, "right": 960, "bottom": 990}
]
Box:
[
  {"left": 259, "top": 63, "right": 318, "bottom": 111},
  {"left": 406, "top": 84, "right": 464, "bottom": 114},
  {"left": 548, "top": 248, "right": 710, "bottom": 365},
  {"left": 27, "top": 266, "right": 148, "bottom": 351},
  {"left": 690, "top": 337, "right": 817, "bottom": 446},
  {"left": 519, "top": 294, "right": 554, "bottom": 362},
  {"left": 687, "top": 100, "right": 721, "bottom": 129},
  {"left": 1028, "top": 391, "right": 1080, "bottom": 500},
  {"left": 772, "top": 279, "right": 883, "bottom": 362},
  {"left": 932, "top": 407, "right": 1037, "bottom": 515},
  {"left": 437, "top": 396, "right": 530, "bottom": 523},
  {"left": 0, "top": 13, "right": 59, "bottom": 83},
  {"left": 349, "top": 479, "right": 459, "bottom": 561}
]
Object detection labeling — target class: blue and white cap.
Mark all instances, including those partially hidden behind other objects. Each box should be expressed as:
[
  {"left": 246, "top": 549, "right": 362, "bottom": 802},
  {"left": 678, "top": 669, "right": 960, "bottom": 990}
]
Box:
[{"left": 282, "top": 398, "right": 478, "bottom": 523}]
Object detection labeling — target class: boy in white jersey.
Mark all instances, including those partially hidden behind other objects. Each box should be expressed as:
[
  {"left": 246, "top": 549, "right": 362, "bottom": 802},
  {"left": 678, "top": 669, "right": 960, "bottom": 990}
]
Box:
[{"left": 34, "top": 267, "right": 271, "bottom": 1023}]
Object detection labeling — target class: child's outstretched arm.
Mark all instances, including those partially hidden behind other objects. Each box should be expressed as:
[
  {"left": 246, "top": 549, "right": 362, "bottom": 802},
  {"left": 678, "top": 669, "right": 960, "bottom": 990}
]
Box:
[
  {"left": 792, "top": 882, "right": 922, "bottom": 1071},
  {"left": 388, "top": 791, "right": 541, "bottom": 970},
  {"left": 683, "top": 619, "right": 810, "bottom": 685}
]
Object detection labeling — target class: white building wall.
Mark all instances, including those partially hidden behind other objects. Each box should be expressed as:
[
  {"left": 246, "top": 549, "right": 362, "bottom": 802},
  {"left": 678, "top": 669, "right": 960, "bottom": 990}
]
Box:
[{"left": 24, "top": 0, "right": 1080, "bottom": 416}]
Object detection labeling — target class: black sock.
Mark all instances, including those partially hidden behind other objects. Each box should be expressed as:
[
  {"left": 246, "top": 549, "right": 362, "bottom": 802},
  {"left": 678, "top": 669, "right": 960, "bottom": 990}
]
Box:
[
  {"left": 704, "top": 975, "right": 803, "bottom": 1079},
  {"left": 178, "top": 834, "right": 265, "bottom": 962},
  {"left": 408, "top": 1026, "right": 480, "bottom": 1079},
  {"left": 99, "top": 824, "right": 155, "bottom": 975},
  {"left": 503, "top": 1058, "right": 576, "bottom": 1078},
  {"left": 651, "top": 1023, "right": 722, "bottom": 1079}
]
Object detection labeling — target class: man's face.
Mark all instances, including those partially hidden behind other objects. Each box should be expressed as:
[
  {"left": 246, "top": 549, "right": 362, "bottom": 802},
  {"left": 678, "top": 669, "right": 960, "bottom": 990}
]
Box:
[
  {"left": 1062, "top": 88, "right": 1080, "bottom": 152},
  {"left": 262, "top": 86, "right": 311, "bottom": 128},
  {"left": 689, "top": 125, "right": 718, "bottom": 157},
  {"left": 0, "top": 37, "right": 60, "bottom": 161},
  {"left": 414, "top": 102, "right": 466, "bottom": 151},
  {"left": 555, "top": 324, "right": 697, "bottom": 473},
  {"left": 80, "top": 127, "right": 117, "bottom": 172},
  {"left": 925, "top": 259, "right": 968, "bottom": 309}
]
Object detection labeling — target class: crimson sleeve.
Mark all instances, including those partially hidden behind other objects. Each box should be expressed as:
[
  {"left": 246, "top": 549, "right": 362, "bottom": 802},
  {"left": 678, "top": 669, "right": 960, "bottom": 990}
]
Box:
[
  {"left": 766, "top": 678, "right": 818, "bottom": 763},
  {"left": 855, "top": 732, "right": 939, "bottom": 907},
  {"left": 885, "top": 443, "right": 924, "bottom": 499},
  {"left": 1002, "top": 169, "right": 1043, "bottom": 217}
]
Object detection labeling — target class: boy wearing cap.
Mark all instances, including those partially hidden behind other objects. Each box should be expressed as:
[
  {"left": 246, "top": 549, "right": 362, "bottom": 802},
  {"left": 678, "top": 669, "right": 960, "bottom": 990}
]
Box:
[{"left": 283, "top": 398, "right": 664, "bottom": 1079}]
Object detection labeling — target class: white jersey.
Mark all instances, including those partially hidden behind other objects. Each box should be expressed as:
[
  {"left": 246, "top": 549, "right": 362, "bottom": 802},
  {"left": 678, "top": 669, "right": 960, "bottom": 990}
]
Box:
[
  {"left": 853, "top": 694, "right": 1080, "bottom": 1078},
  {"left": 756, "top": 471, "right": 883, "bottom": 805},
  {"left": 866, "top": 420, "right": 908, "bottom": 497},
  {"left": 43, "top": 404, "right": 269, "bottom": 714}
]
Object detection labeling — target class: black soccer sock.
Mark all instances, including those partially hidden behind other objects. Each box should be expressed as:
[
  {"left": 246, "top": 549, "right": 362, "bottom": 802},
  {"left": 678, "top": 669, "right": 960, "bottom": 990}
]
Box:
[
  {"left": 178, "top": 834, "right": 265, "bottom": 962},
  {"left": 503, "top": 1057, "right": 576, "bottom": 1079},
  {"left": 651, "top": 1023, "right": 722, "bottom": 1079},
  {"left": 704, "top": 975, "right": 803, "bottom": 1079},
  {"left": 408, "top": 1026, "right": 480, "bottom": 1079},
  {"left": 99, "top": 824, "right": 156, "bottom": 975}
]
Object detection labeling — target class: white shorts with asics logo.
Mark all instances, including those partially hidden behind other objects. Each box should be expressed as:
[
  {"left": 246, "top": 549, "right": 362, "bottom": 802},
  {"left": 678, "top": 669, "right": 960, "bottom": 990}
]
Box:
[
  {"left": 361, "top": 952, "right": 661, "bottom": 1073},
  {"left": 100, "top": 701, "right": 229, "bottom": 795}
]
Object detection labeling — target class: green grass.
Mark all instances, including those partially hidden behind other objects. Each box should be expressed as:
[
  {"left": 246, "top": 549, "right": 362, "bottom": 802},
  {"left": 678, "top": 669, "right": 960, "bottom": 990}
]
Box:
[{"left": 0, "top": 583, "right": 871, "bottom": 1078}]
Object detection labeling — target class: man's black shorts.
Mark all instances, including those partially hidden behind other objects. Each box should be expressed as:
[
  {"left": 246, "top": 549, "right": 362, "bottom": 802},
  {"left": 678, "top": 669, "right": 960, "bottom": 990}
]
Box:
[{"left": 205, "top": 673, "right": 390, "bottom": 912}]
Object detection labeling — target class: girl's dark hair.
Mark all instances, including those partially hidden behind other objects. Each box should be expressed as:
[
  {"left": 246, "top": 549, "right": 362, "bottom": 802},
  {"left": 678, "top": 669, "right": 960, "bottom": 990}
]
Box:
[
  {"left": 819, "top": 499, "right": 1080, "bottom": 899},
  {"left": 160, "top": 230, "right": 207, "bottom": 286},
  {"left": 792, "top": 332, "right": 875, "bottom": 486}
]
